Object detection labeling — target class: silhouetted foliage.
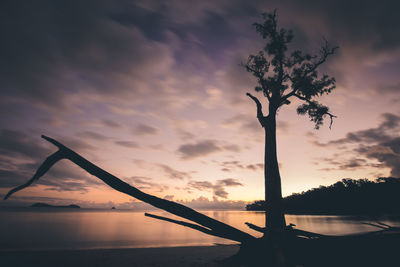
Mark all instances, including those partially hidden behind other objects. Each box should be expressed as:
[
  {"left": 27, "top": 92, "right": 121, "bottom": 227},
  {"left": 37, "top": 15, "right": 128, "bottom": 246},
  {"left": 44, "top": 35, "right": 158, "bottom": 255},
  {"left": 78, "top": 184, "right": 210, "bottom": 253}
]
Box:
[
  {"left": 246, "top": 177, "right": 400, "bottom": 215},
  {"left": 245, "top": 200, "right": 267, "bottom": 211},
  {"left": 246, "top": 10, "right": 338, "bottom": 129}
]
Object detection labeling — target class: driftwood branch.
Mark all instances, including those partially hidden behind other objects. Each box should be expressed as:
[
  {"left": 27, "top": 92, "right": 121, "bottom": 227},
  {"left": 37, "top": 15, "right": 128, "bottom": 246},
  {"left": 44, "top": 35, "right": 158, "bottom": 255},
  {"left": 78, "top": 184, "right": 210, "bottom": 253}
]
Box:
[
  {"left": 375, "top": 221, "right": 391, "bottom": 228},
  {"left": 245, "top": 222, "right": 266, "bottom": 233},
  {"left": 361, "top": 222, "right": 388, "bottom": 230},
  {"left": 291, "top": 228, "right": 326, "bottom": 239},
  {"left": 145, "top": 213, "right": 232, "bottom": 240},
  {"left": 245, "top": 222, "right": 328, "bottom": 239},
  {"left": 4, "top": 150, "right": 66, "bottom": 200},
  {"left": 4, "top": 135, "right": 255, "bottom": 243},
  {"left": 361, "top": 221, "right": 400, "bottom": 234}
]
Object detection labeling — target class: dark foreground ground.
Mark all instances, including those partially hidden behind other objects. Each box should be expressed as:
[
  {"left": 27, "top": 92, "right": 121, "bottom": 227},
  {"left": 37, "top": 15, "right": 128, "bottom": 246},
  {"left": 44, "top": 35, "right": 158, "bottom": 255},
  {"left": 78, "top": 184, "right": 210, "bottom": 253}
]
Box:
[
  {"left": 0, "top": 245, "right": 239, "bottom": 267},
  {"left": 1, "top": 233, "right": 399, "bottom": 267},
  {"left": 290, "top": 231, "right": 400, "bottom": 267}
]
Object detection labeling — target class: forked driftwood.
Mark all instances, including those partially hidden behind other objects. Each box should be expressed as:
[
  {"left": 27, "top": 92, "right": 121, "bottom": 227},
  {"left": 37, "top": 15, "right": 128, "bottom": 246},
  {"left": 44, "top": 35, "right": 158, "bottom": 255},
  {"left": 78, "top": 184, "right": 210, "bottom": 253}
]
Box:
[{"left": 4, "top": 135, "right": 255, "bottom": 243}]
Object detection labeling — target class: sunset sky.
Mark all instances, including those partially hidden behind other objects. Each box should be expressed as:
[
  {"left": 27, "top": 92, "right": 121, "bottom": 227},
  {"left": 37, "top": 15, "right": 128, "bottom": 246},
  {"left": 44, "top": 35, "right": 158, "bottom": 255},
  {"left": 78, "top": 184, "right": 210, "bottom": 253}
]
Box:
[{"left": 1, "top": 0, "right": 399, "bottom": 209}]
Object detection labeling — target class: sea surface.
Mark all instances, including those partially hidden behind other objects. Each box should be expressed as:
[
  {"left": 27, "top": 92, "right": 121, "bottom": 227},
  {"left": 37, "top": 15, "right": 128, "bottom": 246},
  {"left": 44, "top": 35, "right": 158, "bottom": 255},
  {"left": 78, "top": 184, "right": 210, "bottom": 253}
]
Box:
[{"left": 1, "top": 209, "right": 399, "bottom": 251}]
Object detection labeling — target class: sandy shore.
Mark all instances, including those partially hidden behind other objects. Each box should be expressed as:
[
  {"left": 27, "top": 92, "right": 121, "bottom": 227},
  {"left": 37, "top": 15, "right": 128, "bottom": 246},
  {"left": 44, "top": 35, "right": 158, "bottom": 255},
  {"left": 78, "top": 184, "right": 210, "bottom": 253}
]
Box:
[{"left": 0, "top": 245, "right": 240, "bottom": 267}]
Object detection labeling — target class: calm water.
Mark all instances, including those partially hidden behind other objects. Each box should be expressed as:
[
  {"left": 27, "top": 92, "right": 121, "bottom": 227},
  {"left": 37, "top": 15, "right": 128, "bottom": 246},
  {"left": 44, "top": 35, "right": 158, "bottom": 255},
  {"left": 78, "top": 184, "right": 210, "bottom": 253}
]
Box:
[{"left": 1, "top": 209, "right": 399, "bottom": 251}]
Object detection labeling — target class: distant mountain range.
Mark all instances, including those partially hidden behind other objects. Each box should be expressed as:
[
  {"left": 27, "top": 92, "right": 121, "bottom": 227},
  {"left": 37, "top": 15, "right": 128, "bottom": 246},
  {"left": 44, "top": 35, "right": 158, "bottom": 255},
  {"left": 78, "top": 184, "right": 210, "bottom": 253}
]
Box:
[
  {"left": 30, "top": 203, "right": 80, "bottom": 209},
  {"left": 246, "top": 177, "right": 400, "bottom": 215}
]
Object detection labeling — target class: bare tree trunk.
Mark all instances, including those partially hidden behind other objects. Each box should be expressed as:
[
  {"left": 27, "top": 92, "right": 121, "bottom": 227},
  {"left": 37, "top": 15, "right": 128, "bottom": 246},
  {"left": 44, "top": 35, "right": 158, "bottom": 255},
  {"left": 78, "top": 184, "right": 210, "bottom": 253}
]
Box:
[
  {"left": 264, "top": 115, "right": 286, "bottom": 230},
  {"left": 246, "top": 93, "right": 286, "bottom": 231}
]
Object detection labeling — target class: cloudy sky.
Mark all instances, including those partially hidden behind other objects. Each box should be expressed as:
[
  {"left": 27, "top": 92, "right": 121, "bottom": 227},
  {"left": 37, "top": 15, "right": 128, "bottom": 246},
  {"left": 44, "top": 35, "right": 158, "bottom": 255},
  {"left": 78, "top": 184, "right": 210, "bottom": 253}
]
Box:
[{"left": 1, "top": 0, "right": 399, "bottom": 209}]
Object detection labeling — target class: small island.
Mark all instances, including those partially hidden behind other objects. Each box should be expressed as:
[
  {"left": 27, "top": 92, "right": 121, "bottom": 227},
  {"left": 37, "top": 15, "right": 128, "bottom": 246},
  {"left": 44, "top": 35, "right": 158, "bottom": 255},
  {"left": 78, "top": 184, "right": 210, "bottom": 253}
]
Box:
[{"left": 30, "top": 203, "right": 80, "bottom": 209}]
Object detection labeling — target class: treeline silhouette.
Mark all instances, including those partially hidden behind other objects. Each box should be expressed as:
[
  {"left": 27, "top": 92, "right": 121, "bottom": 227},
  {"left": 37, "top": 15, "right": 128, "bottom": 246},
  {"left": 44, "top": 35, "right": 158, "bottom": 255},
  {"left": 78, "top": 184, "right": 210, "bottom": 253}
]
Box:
[{"left": 246, "top": 177, "right": 400, "bottom": 215}]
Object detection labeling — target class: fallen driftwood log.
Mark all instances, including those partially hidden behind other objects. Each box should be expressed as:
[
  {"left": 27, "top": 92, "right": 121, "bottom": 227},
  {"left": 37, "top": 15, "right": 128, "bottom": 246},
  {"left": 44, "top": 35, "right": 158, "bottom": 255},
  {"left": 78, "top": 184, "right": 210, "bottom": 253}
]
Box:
[{"left": 4, "top": 135, "right": 253, "bottom": 244}]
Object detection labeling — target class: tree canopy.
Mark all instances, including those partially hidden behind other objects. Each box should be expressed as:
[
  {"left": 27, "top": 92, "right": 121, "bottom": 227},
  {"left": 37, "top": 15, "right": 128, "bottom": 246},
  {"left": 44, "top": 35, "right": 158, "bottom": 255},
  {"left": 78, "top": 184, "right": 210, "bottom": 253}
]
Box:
[{"left": 245, "top": 10, "right": 338, "bottom": 128}]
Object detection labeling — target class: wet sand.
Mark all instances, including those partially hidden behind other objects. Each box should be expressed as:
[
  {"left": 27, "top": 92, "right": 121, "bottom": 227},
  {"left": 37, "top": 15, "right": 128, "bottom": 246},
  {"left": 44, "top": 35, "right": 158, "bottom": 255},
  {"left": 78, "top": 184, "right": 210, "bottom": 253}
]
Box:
[{"left": 0, "top": 245, "right": 240, "bottom": 267}]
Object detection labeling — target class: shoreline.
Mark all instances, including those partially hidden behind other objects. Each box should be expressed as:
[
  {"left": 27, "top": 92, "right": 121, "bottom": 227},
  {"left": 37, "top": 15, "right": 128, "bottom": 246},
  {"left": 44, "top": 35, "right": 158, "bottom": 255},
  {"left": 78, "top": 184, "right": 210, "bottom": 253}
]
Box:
[{"left": 0, "top": 244, "right": 240, "bottom": 267}]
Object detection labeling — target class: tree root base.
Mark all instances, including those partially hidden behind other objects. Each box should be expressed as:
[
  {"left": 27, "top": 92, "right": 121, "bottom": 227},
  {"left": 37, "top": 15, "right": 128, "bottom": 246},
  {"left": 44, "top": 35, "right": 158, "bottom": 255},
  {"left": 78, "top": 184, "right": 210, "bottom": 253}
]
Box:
[{"left": 218, "top": 228, "right": 400, "bottom": 267}]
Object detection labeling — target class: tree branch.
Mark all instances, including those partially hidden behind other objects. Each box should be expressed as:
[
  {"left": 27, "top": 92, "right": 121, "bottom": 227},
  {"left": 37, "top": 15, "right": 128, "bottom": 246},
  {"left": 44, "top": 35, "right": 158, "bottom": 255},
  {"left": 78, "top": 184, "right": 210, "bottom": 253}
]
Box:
[
  {"left": 245, "top": 222, "right": 266, "bottom": 233},
  {"left": 281, "top": 42, "right": 338, "bottom": 104},
  {"left": 246, "top": 92, "right": 266, "bottom": 127},
  {"left": 360, "top": 222, "right": 390, "bottom": 230},
  {"left": 244, "top": 222, "right": 328, "bottom": 239},
  {"left": 294, "top": 94, "right": 337, "bottom": 129},
  {"left": 4, "top": 135, "right": 255, "bottom": 243},
  {"left": 280, "top": 89, "right": 296, "bottom": 105},
  {"left": 4, "top": 150, "right": 65, "bottom": 200},
  {"left": 304, "top": 42, "right": 338, "bottom": 78},
  {"left": 291, "top": 228, "right": 326, "bottom": 239},
  {"left": 145, "top": 213, "right": 233, "bottom": 240}
]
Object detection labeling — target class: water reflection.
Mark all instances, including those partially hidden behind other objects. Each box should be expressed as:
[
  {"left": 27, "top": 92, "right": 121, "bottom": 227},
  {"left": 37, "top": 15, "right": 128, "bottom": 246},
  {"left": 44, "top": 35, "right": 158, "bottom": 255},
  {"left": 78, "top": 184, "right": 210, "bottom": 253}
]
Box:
[{"left": 0, "top": 209, "right": 399, "bottom": 250}]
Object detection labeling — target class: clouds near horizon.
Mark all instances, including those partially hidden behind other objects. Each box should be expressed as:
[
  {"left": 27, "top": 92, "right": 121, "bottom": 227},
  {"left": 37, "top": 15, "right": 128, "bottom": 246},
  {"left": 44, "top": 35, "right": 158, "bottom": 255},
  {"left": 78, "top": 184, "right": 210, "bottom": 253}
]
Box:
[{"left": 188, "top": 178, "right": 243, "bottom": 199}]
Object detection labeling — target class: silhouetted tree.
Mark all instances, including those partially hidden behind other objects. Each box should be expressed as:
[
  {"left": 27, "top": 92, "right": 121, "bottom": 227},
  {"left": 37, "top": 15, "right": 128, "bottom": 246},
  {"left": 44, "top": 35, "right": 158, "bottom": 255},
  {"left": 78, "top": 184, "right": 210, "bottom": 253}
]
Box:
[{"left": 245, "top": 10, "right": 337, "bottom": 230}]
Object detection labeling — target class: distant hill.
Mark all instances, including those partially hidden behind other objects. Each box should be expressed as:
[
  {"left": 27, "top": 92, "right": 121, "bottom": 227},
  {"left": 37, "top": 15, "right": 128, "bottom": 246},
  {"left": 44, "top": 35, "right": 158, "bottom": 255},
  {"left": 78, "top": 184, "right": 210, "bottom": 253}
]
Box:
[
  {"left": 30, "top": 203, "right": 80, "bottom": 209},
  {"left": 246, "top": 177, "right": 400, "bottom": 215}
]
